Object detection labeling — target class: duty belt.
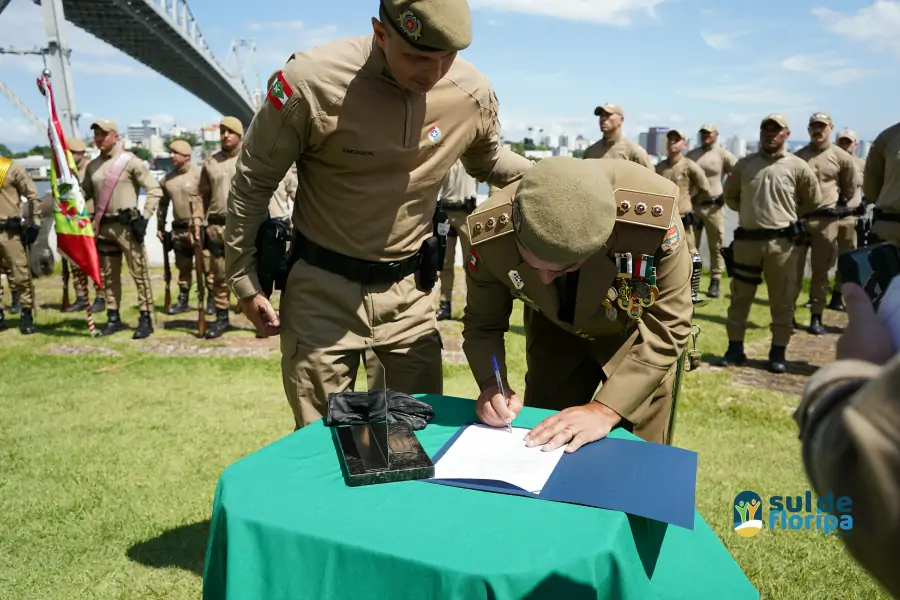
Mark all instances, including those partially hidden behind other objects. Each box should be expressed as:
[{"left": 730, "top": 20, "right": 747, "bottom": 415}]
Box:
[
  {"left": 0, "top": 216, "right": 25, "bottom": 233},
  {"left": 291, "top": 230, "right": 420, "bottom": 285},
  {"left": 733, "top": 226, "right": 795, "bottom": 241},
  {"left": 698, "top": 196, "right": 725, "bottom": 207},
  {"left": 100, "top": 207, "right": 139, "bottom": 225},
  {"left": 171, "top": 219, "right": 191, "bottom": 231},
  {"left": 207, "top": 214, "right": 226, "bottom": 226},
  {"left": 874, "top": 208, "right": 900, "bottom": 223},
  {"left": 804, "top": 205, "right": 856, "bottom": 219}
]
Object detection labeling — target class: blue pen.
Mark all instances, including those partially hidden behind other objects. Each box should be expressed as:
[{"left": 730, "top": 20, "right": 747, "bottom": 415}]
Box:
[{"left": 492, "top": 355, "right": 512, "bottom": 433}]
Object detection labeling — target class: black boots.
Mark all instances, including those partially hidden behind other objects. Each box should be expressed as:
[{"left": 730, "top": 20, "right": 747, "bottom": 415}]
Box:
[
  {"left": 0, "top": 308, "right": 5, "bottom": 331},
  {"left": 90, "top": 296, "right": 106, "bottom": 313},
  {"left": 205, "top": 309, "right": 229, "bottom": 339},
  {"left": 167, "top": 289, "right": 190, "bottom": 315},
  {"left": 808, "top": 314, "right": 825, "bottom": 335},
  {"left": 436, "top": 300, "right": 452, "bottom": 321},
  {"left": 10, "top": 291, "right": 21, "bottom": 314},
  {"left": 828, "top": 291, "right": 844, "bottom": 311},
  {"left": 690, "top": 253, "right": 703, "bottom": 304},
  {"left": 767, "top": 345, "right": 787, "bottom": 374},
  {"left": 64, "top": 297, "right": 88, "bottom": 312},
  {"left": 100, "top": 309, "right": 126, "bottom": 336},
  {"left": 205, "top": 290, "right": 215, "bottom": 315},
  {"left": 19, "top": 308, "right": 36, "bottom": 335},
  {"left": 132, "top": 311, "right": 153, "bottom": 340},
  {"left": 715, "top": 341, "right": 747, "bottom": 367},
  {"left": 707, "top": 278, "right": 720, "bottom": 298}
]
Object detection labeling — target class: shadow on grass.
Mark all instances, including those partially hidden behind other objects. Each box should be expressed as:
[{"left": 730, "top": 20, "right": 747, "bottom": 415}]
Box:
[
  {"left": 127, "top": 519, "right": 210, "bottom": 577},
  {"left": 21, "top": 317, "right": 109, "bottom": 338},
  {"left": 703, "top": 356, "right": 819, "bottom": 377}
]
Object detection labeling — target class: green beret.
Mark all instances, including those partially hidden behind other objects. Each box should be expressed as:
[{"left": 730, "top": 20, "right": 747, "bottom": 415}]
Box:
[
  {"left": 380, "top": 0, "right": 472, "bottom": 52},
  {"left": 512, "top": 157, "right": 617, "bottom": 265}
]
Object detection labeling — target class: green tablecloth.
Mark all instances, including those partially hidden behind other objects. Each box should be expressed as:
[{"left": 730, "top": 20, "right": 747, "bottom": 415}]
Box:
[{"left": 203, "top": 395, "right": 758, "bottom": 600}]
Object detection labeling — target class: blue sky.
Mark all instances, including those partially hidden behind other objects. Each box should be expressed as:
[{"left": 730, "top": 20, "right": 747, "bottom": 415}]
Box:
[{"left": 2, "top": 0, "right": 899, "bottom": 148}]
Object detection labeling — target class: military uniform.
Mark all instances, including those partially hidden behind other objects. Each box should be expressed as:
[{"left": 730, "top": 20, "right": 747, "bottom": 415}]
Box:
[
  {"left": 199, "top": 116, "right": 243, "bottom": 331},
  {"left": 66, "top": 138, "right": 104, "bottom": 313},
  {"left": 225, "top": 0, "right": 533, "bottom": 430},
  {"left": 82, "top": 119, "right": 162, "bottom": 338},
  {"left": 462, "top": 157, "right": 692, "bottom": 444},
  {"left": 268, "top": 165, "right": 298, "bottom": 223},
  {"left": 831, "top": 128, "right": 866, "bottom": 302},
  {"left": 718, "top": 114, "right": 821, "bottom": 373},
  {"left": 436, "top": 159, "right": 478, "bottom": 320},
  {"left": 686, "top": 123, "right": 737, "bottom": 297},
  {"left": 864, "top": 121, "right": 900, "bottom": 246},
  {"left": 0, "top": 157, "right": 40, "bottom": 333},
  {"left": 582, "top": 103, "right": 654, "bottom": 169},
  {"left": 655, "top": 130, "right": 711, "bottom": 303},
  {"left": 793, "top": 113, "right": 858, "bottom": 333},
  {"left": 794, "top": 355, "right": 900, "bottom": 600},
  {"left": 159, "top": 140, "right": 204, "bottom": 314}
]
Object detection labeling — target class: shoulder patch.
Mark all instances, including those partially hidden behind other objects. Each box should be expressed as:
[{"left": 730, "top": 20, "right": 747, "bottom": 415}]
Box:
[
  {"left": 466, "top": 246, "right": 479, "bottom": 272},
  {"left": 613, "top": 188, "right": 676, "bottom": 230},
  {"left": 661, "top": 223, "right": 681, "bottom": 252},
  {"left": 467, "top": 202, "right": 514, "bottom": 246},
  {"left": 267, "top": 71, "right": 294, "bottom": 111}
]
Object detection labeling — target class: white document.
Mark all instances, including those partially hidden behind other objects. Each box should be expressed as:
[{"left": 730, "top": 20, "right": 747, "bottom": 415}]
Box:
[
  {"left": 878, "top": 276, "right": 900, "bottom": 348},
  {"left": 433, "top": 424, "right": 566, "bottom": 494}
]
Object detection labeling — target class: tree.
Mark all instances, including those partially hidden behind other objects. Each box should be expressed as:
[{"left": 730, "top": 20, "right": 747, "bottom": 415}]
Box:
[
  {"left": 0, "top": 143, "right": 12, "bottom": 157},
  {"left": 166, "top": 132, "right": 199, "bottom": 148},
  {"left": 132, "top": 147, "right": 152, "bottom": 162},
  {"left": 522, "top": 137, "right": 536, "bottom": 151},
  {"left": 572, "top": 150, "right": 585, "bottom": 159}
]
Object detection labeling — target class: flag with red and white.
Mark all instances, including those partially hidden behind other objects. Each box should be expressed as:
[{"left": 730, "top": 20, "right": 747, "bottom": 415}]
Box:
[
  {"left": 634, "top": 254, "right": 654, "bottom": 279},
  {"left": 267, "top": 71, "right": 294, "bottom": 110}
]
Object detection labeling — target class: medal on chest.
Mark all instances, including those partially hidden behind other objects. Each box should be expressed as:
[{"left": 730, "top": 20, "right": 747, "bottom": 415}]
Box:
[{"left": 613, "top": 252, "right": 659, "bottom": 320}]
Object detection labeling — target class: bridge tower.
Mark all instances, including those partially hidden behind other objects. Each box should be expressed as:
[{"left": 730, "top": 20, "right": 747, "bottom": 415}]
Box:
[{"left": 225, "top": 39, "right": 262, "bottom": 110}]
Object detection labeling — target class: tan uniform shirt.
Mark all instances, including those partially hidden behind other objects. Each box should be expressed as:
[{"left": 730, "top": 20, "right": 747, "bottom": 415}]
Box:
[
  {"left": 462, "top": 159, "right": 692, "bottom": 422},
  {"left": 226, "top": 35, "right": 533, "bottom": 300},
  {"left": 794, "top": 355, "right": 900, "bottom": 600},
  {"left": 655, "top": 155, "right": 711, "bottom": 215},
  {"left": 849, "top": 156, "right": 865, "bottom": 209},
  {"left": 582, "top": 135, "right": 653, "bottom": 169},
  {"left": 723, "top": 149, "right": 821, "bottom": 229},
  {"left": 441, "top": 160, "right": 478, "bottom": 204},
  {"left": 864, "top": 121, "right": 900, "bottom": 210},
  {"left": 159, "top": 163, "right": 203, "bottom": 230},
  {"left": 268, "top": 168, "right": 298, "bottom": 220},
  {"left": 199, "top": 148, "right": 239, "bottom": 218},
  {"left": 0, "top": 160, "right": 40, "bottom": 224},
  {"left": 81, "top": 147, "right": 162, "bottom": 219},
  {"left": 794, "top": 142, "right": 857, "bottom": 210},
  {"left": 686, "top": 143, "right": 736, "bottom": 198}
]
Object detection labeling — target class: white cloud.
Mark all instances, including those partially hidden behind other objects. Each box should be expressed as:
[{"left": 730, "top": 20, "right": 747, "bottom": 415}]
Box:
[
  {"left": 700, "top": 31, "right": 745, "bottom": 51},
  {"left": 0, "top": 117, "right": 44, "bottom": 145},
  {"left": 813, "top": 1, "right": 900, "bottom": 55},
  {"left": 247, "top": 21, "right": 306, "bottom": 31},
  {"left": 676, "top": 82, "right": 814, "bottom": 108},
  {"left": 780, "top": 53, "right": 876, "bottom": 87},
  {"left": 469, "top": 0, "right": 668, "bottom": 27},
  {"left": 669, "top": 114, "right": 684, "bottom": 123},
  {"left": 496, "top": 112, "right": 597, "bottom": 139},
  {"left": 252, "top": 23, "right": 344, "bottom": 74}
]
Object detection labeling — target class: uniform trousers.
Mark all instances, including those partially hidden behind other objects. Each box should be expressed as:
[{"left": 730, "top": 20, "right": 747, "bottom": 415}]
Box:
[
  {"left": 693, "top": 202, "right": 726, "bottom": 279},
  {"left": 96, "top": 222, "right": 153, "bottom": 312},
  {"left": 0, "top": 231, "right": 32, "bottom": 309},
  {"left": 682, "top": 215, "right": 698, "bottom": 255},
  {"left": 279, "top": 258, "right": 443, "bottom": 429},
  {"left": 439, "top": 209, "right": 471, "bottom": 304},
  {"left": 72, "top": 263, "right": 102, "bottom": 298},
  {"left": 726, "top": 238, "right": 799, "bottom": 347},
  {"left": 794, "top": 216, "right": 840, "bottom": 313},
  {"left": 832, "top": 215, "right": 858, "bottom": 288},
  {"left": 872, "top": 219, "right": 900, "bottom": 247},
  {"left": 521, "top": 307, "right": 675, "bottom": 445},
  {"left": 205, "top": 224, "right": 229, "bottom": 310},
  {"left": 171, "top": 230, "right": 195, "bottom": 291}
]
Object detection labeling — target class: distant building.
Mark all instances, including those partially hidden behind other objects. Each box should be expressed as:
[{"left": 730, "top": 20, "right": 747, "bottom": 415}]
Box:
[
  {"left": 857, "top": 141, "right": 872, "bottom": 160},
  {"left": 726, "top": 135, "right": 748, "bottom": 158},
  {"left": 647, "top": 127, "right": 669, "bottom": 157},
  {"left": 572, "top": 135, "right": 592, "bottom": 152},
  {"left": 558, "top": 134, "right": 570, "bottom": 149},
  {"left": 638, "top": 131, "right": 649, "bottom": 151}
]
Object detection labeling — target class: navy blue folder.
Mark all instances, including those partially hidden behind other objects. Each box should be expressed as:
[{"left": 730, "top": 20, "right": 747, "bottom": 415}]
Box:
[{"left": 425, "top": 424, "right": 698, "bottom": 530}]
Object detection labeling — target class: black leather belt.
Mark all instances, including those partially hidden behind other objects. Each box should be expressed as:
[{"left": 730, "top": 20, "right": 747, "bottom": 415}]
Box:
[
  {"left": 805, "top": 206, "right": 855, "bottom": 219},
  {"left": 734, "top": 226, "right": 794, "bottom": 241},
  {"left": 291, "top": 231, "right": 420, "bottom": 285},
  {"left": 207, "top": 215, "right": 226, "bottom": 226},
  {"left": 171, "top": 219, "right": 191, "bottom": 231},
  {"left": 698, "top": 196, "right": 725, "bottom": 207}
]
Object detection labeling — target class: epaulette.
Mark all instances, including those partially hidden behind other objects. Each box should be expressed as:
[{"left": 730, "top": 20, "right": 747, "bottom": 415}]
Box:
[
  {"left": 467, "top": 200, "right": 514, "bottom": 246},
  {"left": 613, "top": 188, "right": 677, "bottom": 231}
]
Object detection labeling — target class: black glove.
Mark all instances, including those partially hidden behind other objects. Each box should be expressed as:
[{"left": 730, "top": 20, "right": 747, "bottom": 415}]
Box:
[
  {"left": 130, "top": 217, "right": 149, "bottom": 243},
  {"left": 325, "top": 390, "right": 435, "bottom": 431},
  {"left": 22, "top": 225, "right": 39, "bottom": 247}
]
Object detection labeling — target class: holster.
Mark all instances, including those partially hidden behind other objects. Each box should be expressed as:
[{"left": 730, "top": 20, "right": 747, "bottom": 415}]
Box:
[
  {"left": 681, "top": 212, "right": 699, "bottom": 229},
  {"left": 415, "top": 208, "right": 449, "bottom": 293},
  {"left": 130, "top": 216, "right": 149, "bottom": 244},
  {"left": 790, "top": 220, "right": 809, "bottom": 246},
  {"left": 162, "top": 230, "right": 173, "bottom": 253},
  {"left": 720, "top": 243, "right": 735, "bottom": 278},
  {"left": 254, "top": 218, "right": 292, "bottom": 298}
]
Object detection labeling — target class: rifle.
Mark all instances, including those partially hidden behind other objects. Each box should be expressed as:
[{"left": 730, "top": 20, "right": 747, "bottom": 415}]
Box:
[
  {"left": 162, "top": 230, "right": 172, "bottom": 313},
  {"left": 192, "top": 226, "right": 207, "bottom": 338},
  {"left": 61, "top": 257, "right": 70, "bottom": 311}
]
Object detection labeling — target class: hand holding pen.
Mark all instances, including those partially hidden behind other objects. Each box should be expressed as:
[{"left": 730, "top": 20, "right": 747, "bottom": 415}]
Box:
[{"left": 475, "top": 355, "right": 523, "bottom": 430}]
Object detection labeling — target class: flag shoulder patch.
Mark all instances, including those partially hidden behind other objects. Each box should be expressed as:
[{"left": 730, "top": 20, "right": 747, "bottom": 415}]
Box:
[{"left": 267, "top": 71, "right": 294, "bottom": 111}]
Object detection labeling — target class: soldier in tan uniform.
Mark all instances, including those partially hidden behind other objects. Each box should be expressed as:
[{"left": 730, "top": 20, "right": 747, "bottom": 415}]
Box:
[
  {"left": 582, "top": 103, "right": 654, "bottom": 168},
  {"left": 462, "top": 157, "right": 692, "bottom": 447},
  {"left": 0, "top": 156, "right": 40, "bottom": 334},
  {"left": 82, "top": 119, "right": 162, "bottom": 339},
  {"left": 64, "top": 137, "right": 105, "bottom": 313},
  {"left": 715, "top": 114, "right": 821, "bottom": 373},
  {"left": 864, "top": 121, "right": 900, "bottom": 246},
  {"left": 225, "top": 0, "right": 533, "bottom": 430},
  {"left": 655, "top": 129, "right": 711, "bottom": 304},
  {"left": 793, "top": 113, "right": 857, "bottom": 333},
  {"left": 830, "top": 128, "right": 867, "bottom": 310},
  {"left": 158, "top": 140, "right": 203, "bottom": 314},
  {"left": 436, "top": 159, "right": 477, "bottom": 320},
  {"left": 199, "top": 116, "right": 243, "bottom": 337},
  {"left": 686, "top": 123, "right": 737, "bottom": 298},
  {"left": 268, "top": 165, "right": 298, "bottom": 225},
  {"left": 794, "top": 281, "right": 900, "bottom": 599}
]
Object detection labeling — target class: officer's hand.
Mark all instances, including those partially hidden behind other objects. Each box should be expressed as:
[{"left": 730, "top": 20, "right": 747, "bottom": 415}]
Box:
[
  {"left": 240, "top": 293, "right": 281, "bottom": 337},
  {"left": 476, "top": 384, "right": 523, "bottom": 428},
  {"left": 836, "top": 282, "right": 895, "bottom": 365},
  {"left": 525, "top": 402, "right": 622, "bottom": 453},
  {"left": 157, "top": 231, "right": 164, "bottom": 242}
]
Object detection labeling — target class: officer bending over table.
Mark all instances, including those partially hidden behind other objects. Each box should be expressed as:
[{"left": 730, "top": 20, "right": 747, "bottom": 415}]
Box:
[{"left": 461, "top": 157, "right": 693, "bottom": 451}]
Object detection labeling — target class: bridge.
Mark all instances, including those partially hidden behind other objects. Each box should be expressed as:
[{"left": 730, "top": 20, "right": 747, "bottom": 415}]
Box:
[{"left": 0, "top": 0, "right": 258, "bottom": 139}]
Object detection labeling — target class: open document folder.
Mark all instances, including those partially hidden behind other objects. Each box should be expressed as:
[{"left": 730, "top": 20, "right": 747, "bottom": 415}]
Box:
[{"left": 425, "top": 424, "right": 699, "bottom": 530}]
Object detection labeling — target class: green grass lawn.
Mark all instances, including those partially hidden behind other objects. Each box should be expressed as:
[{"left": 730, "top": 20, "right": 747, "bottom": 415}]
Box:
[{"left": 0, "top": 267, "right": 889, "bottom": 599}]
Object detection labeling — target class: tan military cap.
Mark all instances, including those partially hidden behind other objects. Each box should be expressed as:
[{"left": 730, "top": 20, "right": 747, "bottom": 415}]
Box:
[
  {"left": 512, "top": 156, "right": 617, "bottom": 265},
  {"left": 381, "top": 0, "right": 472, "bottom": 52},
  {"left": 90, "top": 118, "right": 118, "bottom": 133},
  {"left": 68, "top": 138, "right": 87, "bottom": 152},
  {"left": 169, "top": 140, "right": 192, "bottom": 156},
  {"left": 837, "top": 128, "right": 858, "bottom": 143},
  {"left": 667, "top": 129, "right": 687, "bottom": 140},
  {"left": 594, "top": 103, "right": 624, "bottom": 117},
  {"left": 698, "top": 123, "right": 718, "bottom": 133},
  {"left": 220, "top": 116, "right": 244, "bottom": 136},
  {"left": 809, "top": 112, "right": 832, "bottom": 126},
  {"left": 761, "top": 114, "right": 789, "bottom": 129}
]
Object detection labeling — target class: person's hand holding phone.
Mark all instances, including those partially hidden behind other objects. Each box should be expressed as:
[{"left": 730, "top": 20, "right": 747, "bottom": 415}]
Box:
[{"left": 836, "top": 282, "right": 896, "bottom": 365}]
